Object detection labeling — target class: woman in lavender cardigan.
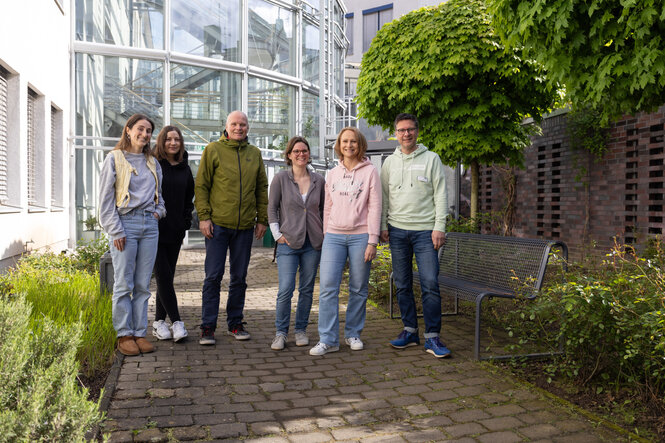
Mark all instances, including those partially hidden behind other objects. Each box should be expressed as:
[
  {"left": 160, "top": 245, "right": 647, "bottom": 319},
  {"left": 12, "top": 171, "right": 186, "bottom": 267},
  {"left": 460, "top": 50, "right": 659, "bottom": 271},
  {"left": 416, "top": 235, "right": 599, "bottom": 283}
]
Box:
[{"left": 268, "top": 136, "right": 325, "bottom": 350}]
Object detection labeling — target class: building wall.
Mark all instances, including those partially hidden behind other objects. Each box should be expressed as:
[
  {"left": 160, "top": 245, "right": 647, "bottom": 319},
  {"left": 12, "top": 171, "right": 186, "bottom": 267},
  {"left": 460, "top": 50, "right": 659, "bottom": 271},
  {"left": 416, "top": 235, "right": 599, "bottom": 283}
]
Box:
[
  {"left": 479, "top": 107, "right": 665, "bottom": 260},
  {"left": 0, "top": 0, "right": 71, "bottom": 270}
]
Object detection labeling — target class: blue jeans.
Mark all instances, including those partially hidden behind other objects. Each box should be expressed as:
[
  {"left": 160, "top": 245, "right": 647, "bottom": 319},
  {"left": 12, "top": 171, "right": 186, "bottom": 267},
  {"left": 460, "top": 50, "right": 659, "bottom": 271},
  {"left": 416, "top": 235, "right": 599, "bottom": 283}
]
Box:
[
  {"left": 389, "top": 225, "right": 441, "bottom": 337},
  {"left": 317, "top": 233, "right": 371, "bottom": 346},
  {"left": 110, "top": 210, "right": 159, "bottom": 338},
  {"left": 275, "top": 237, "right": 320, "bottom": 336},
  {"left": 201, "top": 224, "right": 254, "bottom": 330}
]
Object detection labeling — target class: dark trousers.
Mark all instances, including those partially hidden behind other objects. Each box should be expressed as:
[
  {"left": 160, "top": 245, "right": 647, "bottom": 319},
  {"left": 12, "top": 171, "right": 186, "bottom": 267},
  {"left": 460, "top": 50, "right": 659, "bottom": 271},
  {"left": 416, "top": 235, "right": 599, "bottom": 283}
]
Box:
[
  {"left": 201, "top": 224, "right": 254, "bottom": 330},
  {"left": 153, "top": 241, "right": 183, "bottom": 322}
]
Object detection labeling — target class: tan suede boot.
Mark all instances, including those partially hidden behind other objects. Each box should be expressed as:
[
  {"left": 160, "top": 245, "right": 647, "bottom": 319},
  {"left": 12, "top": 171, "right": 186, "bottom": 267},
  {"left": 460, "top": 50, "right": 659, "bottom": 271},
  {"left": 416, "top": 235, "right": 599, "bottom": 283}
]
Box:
[
  {"left": 117, "top": 336, "right": 140, "bottom": 356},
  {"left": 134, "top": 336, "right": 154, "bottom": 353}
]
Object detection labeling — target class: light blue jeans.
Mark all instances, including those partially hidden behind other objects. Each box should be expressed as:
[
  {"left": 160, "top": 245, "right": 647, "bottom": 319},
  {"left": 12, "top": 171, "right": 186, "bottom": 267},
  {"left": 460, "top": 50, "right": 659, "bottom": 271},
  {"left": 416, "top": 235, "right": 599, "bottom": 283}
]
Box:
[
  {"left": 110, "top": 209, "right": 159, "bottom": 338},
  {"left": 317, "top": 233, "right": 371, "bottom": 346},
  {"left": 275, "top": 237, "right": 320, "bottom": 336}
]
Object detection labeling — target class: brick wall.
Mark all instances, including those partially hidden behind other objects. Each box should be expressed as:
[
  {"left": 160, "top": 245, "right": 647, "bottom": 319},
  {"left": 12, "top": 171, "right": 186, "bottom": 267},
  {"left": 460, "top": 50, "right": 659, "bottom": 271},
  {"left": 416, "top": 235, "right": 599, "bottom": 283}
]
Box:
[{"left": 478, "top": 106, "right": 665, "bottom": 260}]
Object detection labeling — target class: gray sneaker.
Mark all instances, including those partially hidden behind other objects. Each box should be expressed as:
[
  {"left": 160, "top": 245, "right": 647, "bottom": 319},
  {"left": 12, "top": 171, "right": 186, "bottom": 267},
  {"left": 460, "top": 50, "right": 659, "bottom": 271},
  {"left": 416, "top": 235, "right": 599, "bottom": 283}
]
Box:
[
  {"left": 295, "top": 331, "right": 309, "bottom": 346},
  {"left": 271, "top": 335, "right": 286, "bottom": 350}
]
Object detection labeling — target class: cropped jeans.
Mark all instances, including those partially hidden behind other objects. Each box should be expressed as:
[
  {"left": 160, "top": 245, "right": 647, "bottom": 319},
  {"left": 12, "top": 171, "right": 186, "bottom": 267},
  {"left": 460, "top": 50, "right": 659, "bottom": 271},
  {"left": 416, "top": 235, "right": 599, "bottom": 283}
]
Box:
[
  {"left": 388, "top": 225, "right": 441, "bottom": 338},
  {"left": 274, "top": 236, "right": 320, "bottom": 336},
  {"left": 110, "top": 209, "right": 159, "bottom": 338},
  {"left": 201, "top": 224, "right": 254, "bottom": 330},
  {"left": 317, "top": 233, "right": 371, "bottom": 347}
]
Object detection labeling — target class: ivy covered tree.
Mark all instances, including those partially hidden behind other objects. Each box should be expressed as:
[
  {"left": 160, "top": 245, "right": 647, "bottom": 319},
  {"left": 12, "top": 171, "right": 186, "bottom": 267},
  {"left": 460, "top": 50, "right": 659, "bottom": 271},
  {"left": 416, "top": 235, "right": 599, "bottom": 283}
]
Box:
[
  {"left": 356, "top": 0, "right": 557, "bottom": 218},
  {"left": 489, "top": 0, "right": 665, "bottom": 125}
]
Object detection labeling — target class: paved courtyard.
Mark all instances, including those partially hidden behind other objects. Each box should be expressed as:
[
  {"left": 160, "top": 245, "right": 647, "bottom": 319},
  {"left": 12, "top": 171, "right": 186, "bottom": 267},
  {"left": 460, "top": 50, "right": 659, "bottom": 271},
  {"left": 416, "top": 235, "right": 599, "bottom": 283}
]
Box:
[{"left": 102, "top": 248, "right": 627, "bottom": 442}]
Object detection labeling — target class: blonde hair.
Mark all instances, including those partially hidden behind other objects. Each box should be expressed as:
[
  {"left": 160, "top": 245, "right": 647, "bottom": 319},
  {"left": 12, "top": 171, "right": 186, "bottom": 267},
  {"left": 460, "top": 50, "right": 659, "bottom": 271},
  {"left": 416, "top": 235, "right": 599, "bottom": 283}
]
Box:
[{"left": 333, "top": 127, "right": 367, "bottom": 161}]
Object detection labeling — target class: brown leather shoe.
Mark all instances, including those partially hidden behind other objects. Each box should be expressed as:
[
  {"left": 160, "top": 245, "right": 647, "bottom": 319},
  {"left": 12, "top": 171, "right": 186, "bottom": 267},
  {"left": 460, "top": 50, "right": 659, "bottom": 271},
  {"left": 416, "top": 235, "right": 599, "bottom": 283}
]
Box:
[
  {"left": 134, "top": 336, "right": 154, "bottom": 353},
  {"left": 117, "top": 336, "right": 139, "bottom": 356}
]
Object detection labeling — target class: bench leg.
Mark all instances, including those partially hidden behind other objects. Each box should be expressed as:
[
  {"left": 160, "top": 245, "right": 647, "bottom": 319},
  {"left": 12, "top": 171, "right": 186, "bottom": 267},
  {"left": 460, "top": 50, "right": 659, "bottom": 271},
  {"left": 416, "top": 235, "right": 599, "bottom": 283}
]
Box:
[{"left": 474, "top": 293, "right": 490, "bottom": 360}]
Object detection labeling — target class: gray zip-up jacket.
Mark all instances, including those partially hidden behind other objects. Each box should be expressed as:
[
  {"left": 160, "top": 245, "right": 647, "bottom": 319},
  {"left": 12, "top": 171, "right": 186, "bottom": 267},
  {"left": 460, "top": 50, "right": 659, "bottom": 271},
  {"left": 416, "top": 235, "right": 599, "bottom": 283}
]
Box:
[{"left": 268, "top": 168, "right": 325, "bottom": 250}]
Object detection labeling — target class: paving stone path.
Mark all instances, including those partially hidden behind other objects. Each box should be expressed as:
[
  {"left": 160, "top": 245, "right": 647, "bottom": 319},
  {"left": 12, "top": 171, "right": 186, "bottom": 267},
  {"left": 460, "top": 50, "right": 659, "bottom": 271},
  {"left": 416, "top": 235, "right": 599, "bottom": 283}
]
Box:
[{"left": 103, "top": 248, "right": 626, "bottom": 442}]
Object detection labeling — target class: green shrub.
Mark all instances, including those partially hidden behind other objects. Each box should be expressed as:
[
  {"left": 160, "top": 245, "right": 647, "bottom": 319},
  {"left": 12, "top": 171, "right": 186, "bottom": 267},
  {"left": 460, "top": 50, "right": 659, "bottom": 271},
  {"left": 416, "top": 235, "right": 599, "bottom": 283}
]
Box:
[
  {"left": 0, "top": 294, "right": 104, "bottom": 442},
  {"left": 74, "top": 235, "right": 109, "bottom": 275},
  {"left": 507, "top": 242, "right": 665, "bottom": 407},
  {"left": 1, "top": 253, "right": 115, "bottom": 376}
]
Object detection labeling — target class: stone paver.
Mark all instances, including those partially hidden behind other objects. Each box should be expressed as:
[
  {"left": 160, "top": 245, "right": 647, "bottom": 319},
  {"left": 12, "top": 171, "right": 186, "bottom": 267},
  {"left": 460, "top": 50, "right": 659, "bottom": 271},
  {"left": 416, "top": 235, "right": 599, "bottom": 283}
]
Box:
[{"left": 104, "top": 248, "right": 628, "bottom": 442}]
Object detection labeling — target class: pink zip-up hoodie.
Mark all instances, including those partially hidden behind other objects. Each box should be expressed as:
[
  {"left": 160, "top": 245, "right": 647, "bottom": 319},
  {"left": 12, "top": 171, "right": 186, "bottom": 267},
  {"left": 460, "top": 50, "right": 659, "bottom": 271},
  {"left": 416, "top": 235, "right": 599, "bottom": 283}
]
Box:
[{"left": 324, "top": 157, "right": 382, "bottom": 244}]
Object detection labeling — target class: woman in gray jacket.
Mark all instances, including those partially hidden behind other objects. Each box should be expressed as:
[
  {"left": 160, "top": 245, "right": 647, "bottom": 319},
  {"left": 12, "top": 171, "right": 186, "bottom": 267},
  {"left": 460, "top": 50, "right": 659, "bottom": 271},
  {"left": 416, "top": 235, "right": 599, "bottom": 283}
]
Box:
[{"left": 268, "top": 136, "right": 325, "bottom": 350}]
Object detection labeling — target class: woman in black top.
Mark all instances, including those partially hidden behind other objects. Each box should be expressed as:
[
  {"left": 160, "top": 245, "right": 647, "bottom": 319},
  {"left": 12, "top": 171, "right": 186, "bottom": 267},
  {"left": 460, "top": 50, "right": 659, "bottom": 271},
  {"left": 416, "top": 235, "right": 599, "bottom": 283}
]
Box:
[{"left": 151, "top": 126, "right": 195, "bottom": 342}]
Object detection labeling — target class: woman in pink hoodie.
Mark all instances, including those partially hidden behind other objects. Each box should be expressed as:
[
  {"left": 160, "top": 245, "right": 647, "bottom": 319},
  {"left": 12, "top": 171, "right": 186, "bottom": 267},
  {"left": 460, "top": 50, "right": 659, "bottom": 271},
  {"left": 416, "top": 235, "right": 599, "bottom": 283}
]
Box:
[{"left": 309, "top": 127, "right": 381, "bottom": 356}]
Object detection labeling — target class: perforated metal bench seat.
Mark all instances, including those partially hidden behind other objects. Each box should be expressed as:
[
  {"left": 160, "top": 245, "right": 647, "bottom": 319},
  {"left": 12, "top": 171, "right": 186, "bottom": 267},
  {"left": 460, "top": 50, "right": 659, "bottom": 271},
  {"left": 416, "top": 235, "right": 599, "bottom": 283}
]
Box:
[{"left": 389, "top": 232, "right": 568, "bottom": 360}]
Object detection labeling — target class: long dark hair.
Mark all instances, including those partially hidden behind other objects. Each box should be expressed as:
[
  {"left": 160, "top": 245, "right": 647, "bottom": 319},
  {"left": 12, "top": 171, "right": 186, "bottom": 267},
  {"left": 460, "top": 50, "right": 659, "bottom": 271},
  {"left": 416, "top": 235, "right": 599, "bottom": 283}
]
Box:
[
  {"left": 114, "top": 113, "right": 155, "bottom": 159},
  {"left": 153, "top": 125, "right": 185, "bottom": 163}
]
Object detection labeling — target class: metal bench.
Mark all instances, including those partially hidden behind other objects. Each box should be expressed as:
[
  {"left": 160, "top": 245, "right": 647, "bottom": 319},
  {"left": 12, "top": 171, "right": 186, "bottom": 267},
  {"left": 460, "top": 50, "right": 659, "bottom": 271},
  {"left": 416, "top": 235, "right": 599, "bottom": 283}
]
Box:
[{"left": 389, "top": 232, "right": 568, "bottom": 360}]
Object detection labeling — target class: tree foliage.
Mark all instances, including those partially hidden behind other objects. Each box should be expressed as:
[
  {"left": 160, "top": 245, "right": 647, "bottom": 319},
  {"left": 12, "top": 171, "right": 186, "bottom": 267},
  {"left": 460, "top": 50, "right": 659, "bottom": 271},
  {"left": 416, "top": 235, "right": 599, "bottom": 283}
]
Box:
[
  {"left": 489, "top": 0, "right": 665, "bottom": 124},
  {"left": 356, "top": 0, "right": 557, "bottom": 169}
]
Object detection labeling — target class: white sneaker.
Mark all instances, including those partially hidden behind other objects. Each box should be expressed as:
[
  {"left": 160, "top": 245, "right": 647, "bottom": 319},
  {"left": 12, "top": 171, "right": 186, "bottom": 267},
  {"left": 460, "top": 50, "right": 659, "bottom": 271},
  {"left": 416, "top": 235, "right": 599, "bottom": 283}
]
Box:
[
  {"left": 295, "top": 331, "right": 309, "bottom": 346},
  {"left": 152, "top": 320, "right": 172, "bottom": 340},
  {"left": 171, "top": 321, "right": 188, "bottom": 342},
  {"left": 345, "top": 337, "right": 364, "bottom": 351},
  {"left": 309, "top": 342, "right": 339, "bottom": 356},
  {"left": 271, "top": 335, "right": 286, "bottom": 350}
]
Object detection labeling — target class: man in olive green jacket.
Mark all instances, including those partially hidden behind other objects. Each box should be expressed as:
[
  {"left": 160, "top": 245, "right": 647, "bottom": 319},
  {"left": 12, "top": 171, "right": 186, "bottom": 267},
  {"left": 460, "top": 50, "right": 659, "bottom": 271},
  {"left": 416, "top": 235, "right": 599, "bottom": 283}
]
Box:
[{"left": 195, "top": 111, "right": 269, "bottom": 345}]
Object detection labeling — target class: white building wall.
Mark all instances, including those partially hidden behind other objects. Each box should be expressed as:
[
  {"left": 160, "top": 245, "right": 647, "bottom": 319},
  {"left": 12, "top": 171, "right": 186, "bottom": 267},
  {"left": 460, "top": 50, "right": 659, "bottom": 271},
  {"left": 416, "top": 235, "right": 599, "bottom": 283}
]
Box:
[{"left": 0, "top": 0, "right": 71, "bottom": 270}]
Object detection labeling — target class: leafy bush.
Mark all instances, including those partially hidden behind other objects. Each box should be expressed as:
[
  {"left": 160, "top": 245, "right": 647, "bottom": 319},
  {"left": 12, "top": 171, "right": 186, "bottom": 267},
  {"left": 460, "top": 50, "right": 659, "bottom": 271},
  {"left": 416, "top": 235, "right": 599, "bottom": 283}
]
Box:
[
  {"left": 74, "top": 235, "right": 109, "bottom": 275},
  {"left": 0, "top": 294, "right": 104, "bottom": 441},
  {"left": 507, "top": 241, "right": 665, "bottom": 409},
  {"left": 1, "top": 252, "right": 115, "bottom": 376}
]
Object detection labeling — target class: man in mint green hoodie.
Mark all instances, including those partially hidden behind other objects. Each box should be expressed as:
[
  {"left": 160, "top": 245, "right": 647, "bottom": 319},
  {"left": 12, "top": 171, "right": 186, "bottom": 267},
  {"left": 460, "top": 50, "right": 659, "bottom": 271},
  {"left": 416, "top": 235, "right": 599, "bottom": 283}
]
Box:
[{"left": 380, "top": 113, "right": 451, "bottom": 358}]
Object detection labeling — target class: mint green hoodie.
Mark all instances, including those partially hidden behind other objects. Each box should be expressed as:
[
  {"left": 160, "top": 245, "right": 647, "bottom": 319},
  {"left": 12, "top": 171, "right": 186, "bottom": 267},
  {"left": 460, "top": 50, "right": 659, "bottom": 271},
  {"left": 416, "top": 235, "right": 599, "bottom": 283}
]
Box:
[{"left": 380, "top": 145, "right": 447, "bottom": 232}]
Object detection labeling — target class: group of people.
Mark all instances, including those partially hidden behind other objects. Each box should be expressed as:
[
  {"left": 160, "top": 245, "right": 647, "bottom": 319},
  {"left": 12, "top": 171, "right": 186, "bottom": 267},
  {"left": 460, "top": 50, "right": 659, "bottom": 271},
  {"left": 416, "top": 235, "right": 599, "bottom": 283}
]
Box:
[{"left": 100, "top": 109, "right": 451, "bottom": 360}]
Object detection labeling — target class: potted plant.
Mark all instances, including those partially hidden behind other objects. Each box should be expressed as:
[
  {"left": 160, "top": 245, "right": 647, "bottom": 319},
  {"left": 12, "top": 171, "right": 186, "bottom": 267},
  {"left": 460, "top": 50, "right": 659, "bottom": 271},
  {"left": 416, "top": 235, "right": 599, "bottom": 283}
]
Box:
[{"left": 81, "top": 215, "right": 100, "bottom": 242}]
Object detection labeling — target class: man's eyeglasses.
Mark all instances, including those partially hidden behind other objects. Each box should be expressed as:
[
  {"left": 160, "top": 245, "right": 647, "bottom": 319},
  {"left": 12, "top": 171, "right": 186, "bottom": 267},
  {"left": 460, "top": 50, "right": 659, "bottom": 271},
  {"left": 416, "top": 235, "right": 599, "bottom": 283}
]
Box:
[
  {"left": 396, "top": 127, "right": 417, "bottom": 134},
  {"left": 291, "top": 149, "right": 309, "bottom": 155}
]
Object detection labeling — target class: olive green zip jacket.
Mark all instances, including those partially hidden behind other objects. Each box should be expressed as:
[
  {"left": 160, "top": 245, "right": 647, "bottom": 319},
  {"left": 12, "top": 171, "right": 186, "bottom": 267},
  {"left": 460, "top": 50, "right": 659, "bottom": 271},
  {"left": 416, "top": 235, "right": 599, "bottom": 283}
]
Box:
[{"left": 194, "top": 136, "right": 268, "bottom": 230}]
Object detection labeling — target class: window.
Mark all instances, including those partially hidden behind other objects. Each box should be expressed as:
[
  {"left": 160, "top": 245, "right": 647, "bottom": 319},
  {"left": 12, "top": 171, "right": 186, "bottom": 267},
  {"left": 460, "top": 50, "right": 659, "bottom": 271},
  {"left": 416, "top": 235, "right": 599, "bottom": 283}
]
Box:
[
  {"left": 345, "top": 13, "right": 354, "bottom": 55},
  {"left": 248, "top": 0, "right": 296, "bottom": 75},
  {"left": 171, "top": 0, "right": 241, "bottom": 62},
  {"left": 0, "top": 67, "right": 8, "bottom": 205},
  {"left": 27, "top": 89, "right": 37, "bottom": 206},
  {"left": 363, "top": 4, "right": 392, "bottom": 52},
  {"left": 302, "top": 22, "right": 320, "bottom": 85},
  {"left": 51, "top": 105, "right": 63, "bottom": 207}
]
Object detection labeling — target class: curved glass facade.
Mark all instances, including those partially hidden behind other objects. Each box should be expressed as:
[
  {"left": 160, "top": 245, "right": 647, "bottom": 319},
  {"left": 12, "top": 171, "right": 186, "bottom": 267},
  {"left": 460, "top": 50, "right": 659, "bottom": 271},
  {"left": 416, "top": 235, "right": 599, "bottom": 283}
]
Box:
[{"left": 72, "top": 0, "right": 348, "bottom": 242}]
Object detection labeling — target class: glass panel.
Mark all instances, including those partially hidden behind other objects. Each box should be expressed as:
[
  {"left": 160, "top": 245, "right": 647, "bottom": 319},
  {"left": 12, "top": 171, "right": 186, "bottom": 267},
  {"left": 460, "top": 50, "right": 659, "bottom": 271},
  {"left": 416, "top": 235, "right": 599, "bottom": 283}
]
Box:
[
  {"left": 302, "top": 22, "right": 319, "bottom": 85},
  {"left": 171, "top": 0, "right": 241, "bottom": 62},
  {"left": 75, "top": 0, "right": 164, "bottom": 49},
  {"left": 170, "top": 64, "right": 241, "bottom": 150},
  {"left": 247, "top": 76, "right": 295, "bottom": 152},
  {"left": 335, "top": 43, "right": 344, "bottom": 98},
  {"left": 345, "top": 16, "right": 353, "bottom": 55},
  {"left": 362, "top": 12, "right": 376, "bottom": 52},
  {"left": 379, "top": 8, "right": 393, "bottom": 27},
  {"left": 75, "top": 53, "right": 164, "bottom": 140},
  {"left": 302, "top": 91, "right": 320, "bottom": 159},
  {"left": 248, "top": 0, "right": 295, "bottom": 75}
]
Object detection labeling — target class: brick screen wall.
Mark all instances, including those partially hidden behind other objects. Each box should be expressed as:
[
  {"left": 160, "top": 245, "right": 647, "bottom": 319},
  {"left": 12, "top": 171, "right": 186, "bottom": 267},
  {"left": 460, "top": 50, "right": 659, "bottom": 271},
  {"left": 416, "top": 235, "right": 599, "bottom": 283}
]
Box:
[{"left": 478, "top": 106, "right": 665, "bottom": 260}]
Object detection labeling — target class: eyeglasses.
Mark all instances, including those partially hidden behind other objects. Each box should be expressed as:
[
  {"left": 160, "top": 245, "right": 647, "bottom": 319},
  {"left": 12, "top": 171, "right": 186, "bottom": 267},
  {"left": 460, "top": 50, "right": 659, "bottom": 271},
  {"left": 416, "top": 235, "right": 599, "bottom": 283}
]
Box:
[
  {"left": 396, "top": 127, "right": 418, "bottom": 134},
  {"left": 291, "top": 149, "right": 309, "bottom": 155}
]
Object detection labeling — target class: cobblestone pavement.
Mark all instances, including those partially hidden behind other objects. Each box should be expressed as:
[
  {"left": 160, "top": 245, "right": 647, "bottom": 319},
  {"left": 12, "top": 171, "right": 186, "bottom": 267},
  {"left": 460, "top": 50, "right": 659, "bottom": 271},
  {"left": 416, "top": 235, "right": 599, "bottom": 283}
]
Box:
[{"left": 104, "top": 248, "right": 626, "bottom": 442}]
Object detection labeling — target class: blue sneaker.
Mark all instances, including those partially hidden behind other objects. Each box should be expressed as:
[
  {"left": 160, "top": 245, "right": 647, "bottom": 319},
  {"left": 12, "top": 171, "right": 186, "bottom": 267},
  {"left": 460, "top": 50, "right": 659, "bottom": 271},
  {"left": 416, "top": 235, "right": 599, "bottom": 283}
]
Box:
[
  {"left": 390, "top": 330, "right": 420, "bottom": 349},
  {"left": 424, "top": 337, "right": 451, "bottom": 358}
]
